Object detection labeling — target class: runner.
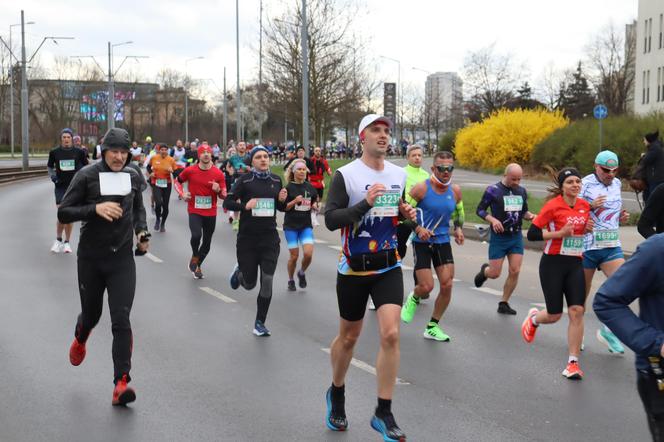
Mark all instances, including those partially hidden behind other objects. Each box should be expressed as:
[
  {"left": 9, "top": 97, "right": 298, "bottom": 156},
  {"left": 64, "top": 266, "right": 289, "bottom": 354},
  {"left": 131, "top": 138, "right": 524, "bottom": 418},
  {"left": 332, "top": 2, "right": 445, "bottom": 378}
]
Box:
[
  {"left": 473, "top": 163, "right": 536, "bottom": 315},
  {"left": 323, "top": 114, "right": 415, "bottom": 441},
  {"left": 228, "top": 142, "right": 251, "bottom": 230},
  {"left": 73, "top": 135, "right": 90, "bottom": 159},
  {"left": 58, "top": 127, "right": 149, "bottom": 406},
  {"left": 522, "top": 167, "right": 593, "bottom": 380},
  {"left": 397, "top": 145, "right": 430, "bottom": 264},
  {"left": 580, "top": 150, "right": 629, "bottom": 354},
  {"left": 283, "top": 159, "right": 319, "bottom": 291},
  {"left": 174, "top": 144, "right": 226, "bottom": 279},
  {"left": 225, "top": 146, "right": 287, "bottom": 336},
  {"left": 147, "top": 143, "right": 180, "bottom": 232},
  {"left": 637, "top": 182, "right": 664, "bottom": 239},
  {"left": 309, "top": 146, "right": 332, "bottom": 201},
  {"left": 47, "top": 128, "right": 89, "bottom": 254},
  {"left": 129, "top": 141, "right": 143, "bottom": 166},
  {"left": 400, "top": 151, "right": 465, "bottom": 342}
]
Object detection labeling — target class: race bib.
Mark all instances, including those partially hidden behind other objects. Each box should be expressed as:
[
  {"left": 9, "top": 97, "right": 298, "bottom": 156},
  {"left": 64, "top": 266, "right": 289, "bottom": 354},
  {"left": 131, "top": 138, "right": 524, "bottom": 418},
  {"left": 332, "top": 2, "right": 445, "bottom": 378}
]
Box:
[
  {"left": 59, "top": 159, "right": 75, "bottom": 171},
  {"left": 252, "top": 198, "right": 275, "bottom": 217},
  {"left": 295, "top": 197, "right": 312, "bottom": 212},
  {"left": 503, "top": 195, "right": 523, "bottom": 212},
  {"left": 155, "top": 178, "right": 168, "bottom": 188},
  {"left": 594, "top": 229, "right": 619, "bottom": 248},
  {"left": 370, "top": 189, "right": 400, "bottom": 217},
  {"left": 99, "top": 172, "right": 131, "bottom": 196},
  {"left": 194, "top": 195, "right": 212, "bottom": 209},
  {"left": 560, "top": 236, "right": 584, "bottom": 256}
]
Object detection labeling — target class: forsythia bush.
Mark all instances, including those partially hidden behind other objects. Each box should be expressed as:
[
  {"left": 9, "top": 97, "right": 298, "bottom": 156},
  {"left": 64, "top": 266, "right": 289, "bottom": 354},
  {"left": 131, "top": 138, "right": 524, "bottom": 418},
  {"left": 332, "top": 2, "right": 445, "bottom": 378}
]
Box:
[{"left": 455, "top": 108, "right": 568, "bottom": 169}]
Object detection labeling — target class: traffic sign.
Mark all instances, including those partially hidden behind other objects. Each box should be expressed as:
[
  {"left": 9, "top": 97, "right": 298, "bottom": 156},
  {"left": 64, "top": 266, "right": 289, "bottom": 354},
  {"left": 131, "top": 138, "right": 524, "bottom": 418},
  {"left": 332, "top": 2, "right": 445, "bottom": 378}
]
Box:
[{"left": 593, "top": 104, "right": 608, "bottom": 120}]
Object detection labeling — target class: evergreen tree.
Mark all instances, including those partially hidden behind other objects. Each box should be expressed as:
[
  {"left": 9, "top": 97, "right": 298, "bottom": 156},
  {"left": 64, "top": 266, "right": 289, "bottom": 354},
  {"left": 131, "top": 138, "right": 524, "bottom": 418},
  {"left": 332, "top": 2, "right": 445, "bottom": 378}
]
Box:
[{"left": 559, "top": 62, "right": 596, "bottom": 120}]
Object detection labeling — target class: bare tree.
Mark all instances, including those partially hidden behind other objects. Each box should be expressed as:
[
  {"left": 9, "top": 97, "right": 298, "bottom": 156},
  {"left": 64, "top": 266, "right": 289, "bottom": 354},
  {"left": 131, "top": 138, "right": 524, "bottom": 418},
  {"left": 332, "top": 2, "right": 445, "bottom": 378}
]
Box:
[{"left": 585, "top": 22, "right": 636, "bottom": 115}]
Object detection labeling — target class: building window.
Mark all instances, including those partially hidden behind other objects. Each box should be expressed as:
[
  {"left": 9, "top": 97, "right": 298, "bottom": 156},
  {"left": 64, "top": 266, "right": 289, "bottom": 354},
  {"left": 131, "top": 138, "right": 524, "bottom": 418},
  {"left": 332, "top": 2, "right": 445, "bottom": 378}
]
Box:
[
  {"left": 647, "top": 70, "right": 651, "bottom": 104},
  {"left": 645, "top": 19, "right": 649, "bottom": 53},
  {"left": 660, "top": 14, "right": 663, "bottom": 49},
  {"left": 643, "top": 71, "right": 647, "bottom": 104}
]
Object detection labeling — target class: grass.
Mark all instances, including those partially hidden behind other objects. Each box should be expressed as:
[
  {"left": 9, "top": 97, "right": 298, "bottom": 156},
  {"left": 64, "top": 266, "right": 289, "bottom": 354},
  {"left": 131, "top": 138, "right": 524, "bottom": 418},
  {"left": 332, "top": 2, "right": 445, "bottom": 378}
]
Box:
[
  {"left": 275, "top": 158, "right": 352, "bottom": 202},
  {"left": 461, "top": 188, "right": 545, "bottom": 228}
]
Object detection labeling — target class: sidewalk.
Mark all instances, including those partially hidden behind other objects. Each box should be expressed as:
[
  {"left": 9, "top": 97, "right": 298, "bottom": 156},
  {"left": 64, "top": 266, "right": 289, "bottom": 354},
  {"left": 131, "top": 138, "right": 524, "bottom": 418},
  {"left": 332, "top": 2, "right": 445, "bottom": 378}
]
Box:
[{"left": 462, "top": 224, "right": 644, "bottom": 258}]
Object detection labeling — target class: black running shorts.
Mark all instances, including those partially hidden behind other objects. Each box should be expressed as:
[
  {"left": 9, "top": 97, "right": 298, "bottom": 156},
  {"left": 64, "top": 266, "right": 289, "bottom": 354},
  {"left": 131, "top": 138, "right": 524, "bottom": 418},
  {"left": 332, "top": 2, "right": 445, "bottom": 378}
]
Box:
[
  {"left": 413, "top": 242, "right": 454, "bottom": 270},
  {"left": 336, "top": 267, "right": 403, "bottom": 321},
  {"left": 538, "top": 254, "right": 585, "bottom": 315}
]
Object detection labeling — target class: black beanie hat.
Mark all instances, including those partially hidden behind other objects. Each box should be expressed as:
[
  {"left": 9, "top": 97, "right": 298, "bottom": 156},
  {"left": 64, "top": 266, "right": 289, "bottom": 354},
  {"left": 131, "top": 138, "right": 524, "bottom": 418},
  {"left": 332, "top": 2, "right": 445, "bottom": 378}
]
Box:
[
  {"left": 645, "top": 130, "right": 659, "bottom": 143},
  {"left": 557, "top": 167, "right": 582, "bottom": 188}
]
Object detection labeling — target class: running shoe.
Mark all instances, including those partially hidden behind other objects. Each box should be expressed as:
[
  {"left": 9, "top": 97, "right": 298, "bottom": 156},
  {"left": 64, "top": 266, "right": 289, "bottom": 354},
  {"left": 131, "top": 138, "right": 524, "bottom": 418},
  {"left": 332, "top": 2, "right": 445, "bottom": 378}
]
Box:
[
  {"left": 253, "top": 320, "right": 271, "bottom": 337},
  {"left": 423, "top": 323, "right": 450, "bottom": 342},
  {"left": 287, "top": 280, "right": 296, "bottom": 291},
  {"left": 232, "top": 219, "right": 239, "bottom": 231},
  {"left": 193, "top": 266, "right": 204, "bottom": 280},
  {"left": 474, "top": 263, "right": 489, "bottom": 288},
  {"left": 154, "top": 220, "right": 160, "bottom": 231},
  {"left": 188, "top": 256, "right": 199, "bottom": 273},
  {"left": 370, "top": 411, "right": 406, "bottom": 442},
  {"left": 62, "top": 242, "right": 73, "bottom": 254},
  {"left": 229, "top": 264, "right": 240, "bottom": 290},
  {"left": 228, "top": 216, "right": 233, "bottom": 224},
  {"left": 325, "top": 387, "right": 348, "bottom": 431},
  {"left": 297, "top": 271, "right": 307, "bottom": 288},
  {"left": 497, "top": 301, "right": 517, "bottom": 315},
  {"left": 112, "top": 374, "right": 136, "bottom": 406},
  {"left": 69, "top": 338, "right": 86, "bottom": 366},
  {"left": 562, "top": 361, "right": 584, "bottom": 380},
  {"left": 159, "top": 225, "right": 166, "bottom": 233},
  {"left": 50, "top": 240, "right": 63, "bottom": 254},
  {"left": 368, "top": 298, "right": 376, "bottom": 310},
  {"left": 400, "top": 292, "right": 419, "bottom": 324},
  {"left": 521, "top": 308, "right": 539, "bottom": 343},
  {"left": 596, "top": 326, "right": 625, "bottom": 354}
]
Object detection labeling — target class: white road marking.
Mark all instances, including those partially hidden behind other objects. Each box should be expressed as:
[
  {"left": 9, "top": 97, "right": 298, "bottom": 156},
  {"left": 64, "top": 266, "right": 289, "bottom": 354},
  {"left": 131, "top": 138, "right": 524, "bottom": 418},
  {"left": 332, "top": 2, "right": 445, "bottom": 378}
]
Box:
[
  {"left": 321, "top": 348, "right": 410, "bottom": 385},
  {"left": 402, "top": 264, "right": 414, "bottom": 270},
  {"left": 200, "top": 287, "right": 237, "bottom": 303},
  {"left": 145, "top": 253, "right": 163, "bottom": 263},
  {"left": 314, "top": 238, "right": 328, "bottom": 244},
  {"left": 472, "top": 287, "right": 503, "bottom": 297}
]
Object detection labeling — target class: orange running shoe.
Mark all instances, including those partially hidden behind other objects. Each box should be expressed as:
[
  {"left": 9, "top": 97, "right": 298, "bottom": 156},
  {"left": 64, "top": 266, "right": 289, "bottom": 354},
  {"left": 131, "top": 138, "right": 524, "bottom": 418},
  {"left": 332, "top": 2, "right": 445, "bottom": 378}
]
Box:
[
  {"left": 562, "top": 361, "right": 584, "bottom": 380},
  {"left": 112, "top": 374, "right": 136, "bottom": 406},
  {"left": 69, "top": 338, "right": 86, "bottom": 366},
  {"left": 521, "top": 308, "right": 539, "bottom": 343}
]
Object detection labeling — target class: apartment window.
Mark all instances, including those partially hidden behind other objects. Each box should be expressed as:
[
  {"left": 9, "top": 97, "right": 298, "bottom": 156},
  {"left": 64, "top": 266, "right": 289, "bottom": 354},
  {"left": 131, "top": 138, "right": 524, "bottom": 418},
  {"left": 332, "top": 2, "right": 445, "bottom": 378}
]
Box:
[
  {"left": 647, "top": 70, "right": 651, "bottom": 104},
  {"left": 660, "top": 14, "right": 663, "bottom": 49},
  {"left": 643, "top": 71, "right": 647, "bottom": 104},
  {"left": 645, "top": 19, "right": 649, "bottom": 53},
  {"left": 650, "top": 18, "right": 653, "bottom": 52}
]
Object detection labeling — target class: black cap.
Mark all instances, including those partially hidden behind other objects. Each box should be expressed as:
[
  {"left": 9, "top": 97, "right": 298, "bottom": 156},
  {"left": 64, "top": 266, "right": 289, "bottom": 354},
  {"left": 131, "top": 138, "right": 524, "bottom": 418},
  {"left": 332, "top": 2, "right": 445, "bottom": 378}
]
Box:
[{"left": 101, "top": 128, "right": 130, "bottom": 151}]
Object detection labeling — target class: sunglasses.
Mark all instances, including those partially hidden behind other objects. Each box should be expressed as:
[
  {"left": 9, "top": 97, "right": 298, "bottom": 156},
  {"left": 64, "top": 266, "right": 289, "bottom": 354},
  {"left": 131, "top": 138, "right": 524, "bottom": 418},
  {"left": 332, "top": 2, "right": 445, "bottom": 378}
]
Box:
[
  {"left": 600, "top": 166, "right": 617, "bottom": 174},
  {"left": 435, "top": 165, "right": 454, "bottom": 173}
]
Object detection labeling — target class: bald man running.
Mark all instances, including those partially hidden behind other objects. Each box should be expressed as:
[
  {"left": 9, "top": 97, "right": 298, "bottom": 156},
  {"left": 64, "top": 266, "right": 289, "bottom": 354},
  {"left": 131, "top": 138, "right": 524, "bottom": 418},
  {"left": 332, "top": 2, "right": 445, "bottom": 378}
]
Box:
[{"left": 474, "top": 164, "right": 536, "bottom": 315}]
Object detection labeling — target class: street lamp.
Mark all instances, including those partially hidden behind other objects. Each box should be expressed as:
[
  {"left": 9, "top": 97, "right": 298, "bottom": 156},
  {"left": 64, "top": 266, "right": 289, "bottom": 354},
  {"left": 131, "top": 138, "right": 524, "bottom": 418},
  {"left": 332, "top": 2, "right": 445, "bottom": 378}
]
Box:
[
  {"left": 107, "top": 41, "right": 132, "bottom": 129},
  {"left": 380, "top": 55, "right": 401, "bottom": 143},
  {"left": 236, "top": 0, "right": 241, "bottom": 142},
  {"left": 184, "top": 56, "right": 204, "bottom": 143},
  {"left": 8, "top": 21, "right": 34, "bottom": 158}
]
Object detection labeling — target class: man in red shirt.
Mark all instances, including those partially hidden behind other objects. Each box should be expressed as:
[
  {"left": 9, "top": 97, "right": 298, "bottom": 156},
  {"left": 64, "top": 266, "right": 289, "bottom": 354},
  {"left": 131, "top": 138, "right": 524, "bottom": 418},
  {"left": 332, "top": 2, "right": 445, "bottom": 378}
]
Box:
[{"left": 175, "top": 143, "right": 226, "bottom": 279}]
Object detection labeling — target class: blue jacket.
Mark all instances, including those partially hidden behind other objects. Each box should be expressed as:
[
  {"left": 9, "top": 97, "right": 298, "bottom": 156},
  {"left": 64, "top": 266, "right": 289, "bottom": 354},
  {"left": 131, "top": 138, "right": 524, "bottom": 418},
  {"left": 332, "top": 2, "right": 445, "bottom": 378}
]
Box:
[{"left": 593, "top": 234, "right": 664, "bottom": 371}]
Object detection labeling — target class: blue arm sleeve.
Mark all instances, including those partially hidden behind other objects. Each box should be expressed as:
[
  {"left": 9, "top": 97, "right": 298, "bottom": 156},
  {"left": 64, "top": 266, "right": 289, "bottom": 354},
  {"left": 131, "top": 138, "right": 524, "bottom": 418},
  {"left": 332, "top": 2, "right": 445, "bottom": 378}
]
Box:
[{"left": 476, "top": 187, "right": 492, "bottom": 220}]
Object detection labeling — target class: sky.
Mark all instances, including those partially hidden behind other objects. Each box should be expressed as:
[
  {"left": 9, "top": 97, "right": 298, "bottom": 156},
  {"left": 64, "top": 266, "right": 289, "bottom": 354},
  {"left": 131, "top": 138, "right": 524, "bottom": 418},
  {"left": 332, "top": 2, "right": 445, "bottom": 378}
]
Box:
[{"left": 0, "top": 0, "right": 639, "bottom": 103}]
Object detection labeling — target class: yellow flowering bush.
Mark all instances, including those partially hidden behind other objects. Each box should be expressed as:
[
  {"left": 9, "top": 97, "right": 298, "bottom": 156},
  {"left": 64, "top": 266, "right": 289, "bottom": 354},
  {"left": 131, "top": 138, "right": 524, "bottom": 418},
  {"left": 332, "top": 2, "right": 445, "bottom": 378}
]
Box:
[{"left": 455, "top": 108, "right": 568, "bottom": 169}]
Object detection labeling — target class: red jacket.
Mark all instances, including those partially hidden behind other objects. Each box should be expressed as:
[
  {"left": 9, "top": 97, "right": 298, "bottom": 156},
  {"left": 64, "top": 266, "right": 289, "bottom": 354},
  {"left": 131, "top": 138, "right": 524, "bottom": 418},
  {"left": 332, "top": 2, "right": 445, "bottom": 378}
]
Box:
[{"left": 309, "top": 156, "right": 330, "bottom": 189}]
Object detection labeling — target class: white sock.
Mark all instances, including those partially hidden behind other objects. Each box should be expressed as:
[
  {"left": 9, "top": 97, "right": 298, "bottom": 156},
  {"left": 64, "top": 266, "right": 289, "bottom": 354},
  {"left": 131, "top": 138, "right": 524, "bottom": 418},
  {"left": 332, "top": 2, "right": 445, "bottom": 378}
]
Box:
[
  {"left": 568, "top": 355, "right": 578, "bottom": 363},
  {"left": 531, "top": 315, "right": 538, "bottom": 326}
]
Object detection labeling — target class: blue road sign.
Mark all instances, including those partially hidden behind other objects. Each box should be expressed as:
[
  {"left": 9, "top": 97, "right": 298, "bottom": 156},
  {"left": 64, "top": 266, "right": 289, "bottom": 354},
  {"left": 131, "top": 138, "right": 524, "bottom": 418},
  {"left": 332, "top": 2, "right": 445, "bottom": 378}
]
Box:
[{"left": 593, "top": 104, "right": 608, "bottom": 120}]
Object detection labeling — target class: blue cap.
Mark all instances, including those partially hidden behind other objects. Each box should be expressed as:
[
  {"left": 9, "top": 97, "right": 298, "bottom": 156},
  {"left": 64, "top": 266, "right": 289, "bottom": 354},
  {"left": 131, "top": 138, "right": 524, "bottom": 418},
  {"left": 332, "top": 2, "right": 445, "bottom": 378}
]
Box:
[
  {"left": 249, "top": 145, "right": 269, "bottom": 161},
  {"left": 61, "top": 128, "right": 73, "bottom": 136},
  {"left": 595, "top": 150, "right": 619, "bottom": 169}
]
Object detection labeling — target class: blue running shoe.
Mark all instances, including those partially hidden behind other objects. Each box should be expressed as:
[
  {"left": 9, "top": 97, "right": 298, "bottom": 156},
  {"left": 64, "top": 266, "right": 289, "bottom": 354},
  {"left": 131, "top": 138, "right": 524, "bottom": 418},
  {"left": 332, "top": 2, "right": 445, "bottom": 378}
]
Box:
[
  {"left": 229, "top": 264, "right": 240, "bottom": 290},
  {"left": 253, "top": 320, "right": 271, "bottom": 337},
  {"left": 371, "top": 412, "right": 406, "bottom": 442},
  {"left": 596, "top": 326, "right": 625, "bottom": 354},
  {"left": 325, "top": 387, "right": 348, "bottom": 431}
]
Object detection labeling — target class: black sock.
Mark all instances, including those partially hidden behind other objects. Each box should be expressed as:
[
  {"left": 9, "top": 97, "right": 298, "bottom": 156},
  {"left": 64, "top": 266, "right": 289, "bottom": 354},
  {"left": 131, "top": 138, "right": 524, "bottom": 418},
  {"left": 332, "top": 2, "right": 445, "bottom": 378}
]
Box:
[
  {"left": 64, "top": 240, "right": 69, "bottom": 244},
  {"left": 376, "top": 397, "right": 391, "bottom": 416},
  {"left": 56, "top": 237, "right": 62, "bottom": 242},
  {"left": 330, "top": 383, "right": 345, "bottom": 401},
  {"left": 428, "top": 317, "right": 439, "bottom": 327}
]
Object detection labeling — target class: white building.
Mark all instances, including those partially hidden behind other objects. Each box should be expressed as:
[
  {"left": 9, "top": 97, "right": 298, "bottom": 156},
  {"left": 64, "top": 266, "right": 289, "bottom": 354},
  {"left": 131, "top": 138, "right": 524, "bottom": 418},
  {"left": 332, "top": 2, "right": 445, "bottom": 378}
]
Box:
[
  {"left": 424, "top": 72, "right": 463, "bottom": 134},
  {"left": 634, "top": 0, "right": 664, "bottom": 115}
]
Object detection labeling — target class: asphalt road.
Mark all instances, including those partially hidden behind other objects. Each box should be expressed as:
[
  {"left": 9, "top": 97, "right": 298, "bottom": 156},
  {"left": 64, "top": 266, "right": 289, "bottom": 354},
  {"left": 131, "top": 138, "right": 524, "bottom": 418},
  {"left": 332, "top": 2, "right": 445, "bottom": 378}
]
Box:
[{"left": 0, "top": 176, "right": 650, "bottom": 442}]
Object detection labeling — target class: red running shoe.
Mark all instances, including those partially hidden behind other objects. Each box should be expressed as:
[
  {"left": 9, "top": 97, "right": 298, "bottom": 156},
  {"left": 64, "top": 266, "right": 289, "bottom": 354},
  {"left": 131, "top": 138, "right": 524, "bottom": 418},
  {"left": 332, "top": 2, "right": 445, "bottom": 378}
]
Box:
[
  {"left": 562, "top": 361, "right": 584, "bottom": 380},
  {"left": 521, "top": 308, "right": 539, "bottom": 343},
  {"left": 69, "top": 338, "right": 86, "bottom": 366},
  {"left": 112, "top": 374, "right": 136, "bottom": 406}
]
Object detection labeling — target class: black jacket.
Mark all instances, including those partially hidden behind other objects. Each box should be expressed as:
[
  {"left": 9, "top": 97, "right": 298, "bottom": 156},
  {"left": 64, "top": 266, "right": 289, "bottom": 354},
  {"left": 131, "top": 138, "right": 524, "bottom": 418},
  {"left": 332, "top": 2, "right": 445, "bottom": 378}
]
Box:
[
  {"left": 57, "top": 160, "right": 148, "bottom": 258},
  {"left": 642, "top": 140, "right": 664, "bottom": 187}
]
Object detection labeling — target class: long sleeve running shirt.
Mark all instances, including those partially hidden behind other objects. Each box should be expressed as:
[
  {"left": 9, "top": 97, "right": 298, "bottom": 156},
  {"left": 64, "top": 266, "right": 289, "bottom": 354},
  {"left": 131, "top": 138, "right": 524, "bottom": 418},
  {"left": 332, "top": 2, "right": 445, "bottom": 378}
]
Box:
[{"left": 476, "top": 182, "right": 529, "bottom": 234}]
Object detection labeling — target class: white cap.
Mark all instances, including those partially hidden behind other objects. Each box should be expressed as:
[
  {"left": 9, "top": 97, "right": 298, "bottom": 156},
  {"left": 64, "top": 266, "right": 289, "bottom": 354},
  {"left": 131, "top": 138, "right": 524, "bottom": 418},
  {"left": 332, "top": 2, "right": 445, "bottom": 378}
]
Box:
[{"left": 358, "top": 114, "right": 393, "bottom": 136}]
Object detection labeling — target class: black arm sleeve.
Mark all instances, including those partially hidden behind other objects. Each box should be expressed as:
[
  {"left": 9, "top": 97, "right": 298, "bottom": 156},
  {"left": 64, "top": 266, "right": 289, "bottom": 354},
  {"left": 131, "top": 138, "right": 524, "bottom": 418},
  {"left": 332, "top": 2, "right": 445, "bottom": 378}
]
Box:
[
  {"left": 146, "top": 163, "right": 153, "bottom": 174},
  {"left": 638, "top": 194, "right": 663, "bottom": 239},
  {"left": 324, "top": 171, "right": 371, "bottom": 231},
  {"left": 222, "top": 178, "right": 245, "bottom": 212},
  {"left": 527, "top": 223, "right": 544, "bottom": 241},
  {"left": 131, "top": 172, "right": 148, "bottom": 234},
  {"left": 57, "top": 173, "right": 97, "bottom": 224}
]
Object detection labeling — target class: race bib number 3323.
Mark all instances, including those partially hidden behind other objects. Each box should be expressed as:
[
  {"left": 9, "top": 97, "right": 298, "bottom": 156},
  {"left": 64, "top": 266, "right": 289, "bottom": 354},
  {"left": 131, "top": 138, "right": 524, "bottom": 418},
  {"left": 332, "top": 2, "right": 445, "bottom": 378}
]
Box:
[{"left": 370, "top": 190, "right": 400, "bottom": 217}]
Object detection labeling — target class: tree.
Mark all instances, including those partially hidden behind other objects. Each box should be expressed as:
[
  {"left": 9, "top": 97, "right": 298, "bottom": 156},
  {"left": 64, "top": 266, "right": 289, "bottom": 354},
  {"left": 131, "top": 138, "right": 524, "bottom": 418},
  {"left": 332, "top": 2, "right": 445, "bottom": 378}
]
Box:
[
  {"left": 585, "top": 22, "right": 636, "bottom": 115},
  {"left": 559, "top": 62, "right": 596, "bottom": 120},
  {"left": 462, "top": 44, "right": 522, "bottom": 121},
  {"left": 507, "top": 82, "right": 546, "bottom": 110}
]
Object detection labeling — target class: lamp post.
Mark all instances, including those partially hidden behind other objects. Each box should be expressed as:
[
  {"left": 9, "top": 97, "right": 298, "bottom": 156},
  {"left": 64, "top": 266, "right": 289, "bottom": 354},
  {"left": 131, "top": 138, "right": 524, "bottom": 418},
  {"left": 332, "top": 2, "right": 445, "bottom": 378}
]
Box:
[
  {"left": 380, "top": 55, "right": 401, "bottom": 143},
  {"left": 107, "top": 41, "right": 132, "bottom": 130},
  {"left": 223, "top": 67, "right": 228, "bottom": 147},
  {"left": 236, "top": 0, "right": 241, "bottom": 142},
  {"left": 301, "top": 0, "right": 309, "bottom": 152},
  {"left": 8, "top": 21, "right": 34, "bottom": 158},
  {"left": 184, "top": 56, "right": 204, "bottom": 143}
]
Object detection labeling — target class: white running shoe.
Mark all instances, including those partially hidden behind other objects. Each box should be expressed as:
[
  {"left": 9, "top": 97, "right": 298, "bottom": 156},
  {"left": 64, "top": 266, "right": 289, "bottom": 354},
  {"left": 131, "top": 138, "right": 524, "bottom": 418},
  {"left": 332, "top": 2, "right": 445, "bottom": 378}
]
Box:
[
  {"left": 62, "top": 242, "right": 73, "bottom": 254},
  {"left": 50, "top": 240, "right": 63, "bottom": 254},
  {"left": 368, "top": 298, "right": 376, "bottom": 310}
]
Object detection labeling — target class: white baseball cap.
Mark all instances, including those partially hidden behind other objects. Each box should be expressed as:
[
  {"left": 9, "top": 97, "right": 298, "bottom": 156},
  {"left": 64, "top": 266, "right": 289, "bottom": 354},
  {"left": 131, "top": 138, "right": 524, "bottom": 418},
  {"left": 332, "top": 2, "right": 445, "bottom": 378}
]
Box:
[{"left": 358, "top": 114, "right": 393, "bottom": 136}]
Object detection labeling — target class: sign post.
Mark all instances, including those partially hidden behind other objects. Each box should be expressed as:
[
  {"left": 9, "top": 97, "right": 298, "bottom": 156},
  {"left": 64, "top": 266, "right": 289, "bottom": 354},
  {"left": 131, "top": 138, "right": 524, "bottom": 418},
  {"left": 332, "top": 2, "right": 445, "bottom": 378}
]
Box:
[{"left": 593, "top": 104, "right": 608, "bottom": 152}]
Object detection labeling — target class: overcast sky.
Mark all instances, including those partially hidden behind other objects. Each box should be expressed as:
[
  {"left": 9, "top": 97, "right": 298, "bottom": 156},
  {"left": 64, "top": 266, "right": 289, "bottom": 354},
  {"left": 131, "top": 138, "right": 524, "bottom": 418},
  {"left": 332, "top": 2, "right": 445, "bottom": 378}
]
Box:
[{"left": 1, "top": 0, "right": 638, "bottom": 102}]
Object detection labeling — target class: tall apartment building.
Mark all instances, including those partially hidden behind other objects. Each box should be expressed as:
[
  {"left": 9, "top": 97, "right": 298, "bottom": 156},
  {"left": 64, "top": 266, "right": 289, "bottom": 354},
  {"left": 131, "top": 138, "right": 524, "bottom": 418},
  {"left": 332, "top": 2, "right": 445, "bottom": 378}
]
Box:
[
  {"left": 634, "top": 0, "right": 664, "bottom": 115},
  {"left": 424, "top": 72, "right": 463, "bottom": 134}
]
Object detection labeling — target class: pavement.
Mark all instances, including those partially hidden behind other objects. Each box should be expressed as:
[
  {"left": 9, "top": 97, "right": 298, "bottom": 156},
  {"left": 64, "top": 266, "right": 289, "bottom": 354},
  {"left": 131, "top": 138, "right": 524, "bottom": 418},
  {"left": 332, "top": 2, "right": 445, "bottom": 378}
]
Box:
[{"left": 0, "top": 176, "right": 652, "bottom": 442}]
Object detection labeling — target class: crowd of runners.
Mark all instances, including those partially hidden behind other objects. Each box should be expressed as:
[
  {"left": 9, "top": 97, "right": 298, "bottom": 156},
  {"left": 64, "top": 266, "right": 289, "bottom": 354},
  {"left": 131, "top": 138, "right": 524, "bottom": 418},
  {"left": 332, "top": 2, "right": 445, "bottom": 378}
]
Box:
[{"left": 45, "top": 118, "right": 664, "bottom": 441}]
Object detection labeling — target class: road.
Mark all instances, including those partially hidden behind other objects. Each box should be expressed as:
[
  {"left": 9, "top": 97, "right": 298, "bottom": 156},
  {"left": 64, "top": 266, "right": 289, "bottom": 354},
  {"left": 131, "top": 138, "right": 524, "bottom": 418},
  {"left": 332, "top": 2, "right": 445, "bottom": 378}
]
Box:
[{"left": 0, "top": 177, "right": 649, "bottom": 442}]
